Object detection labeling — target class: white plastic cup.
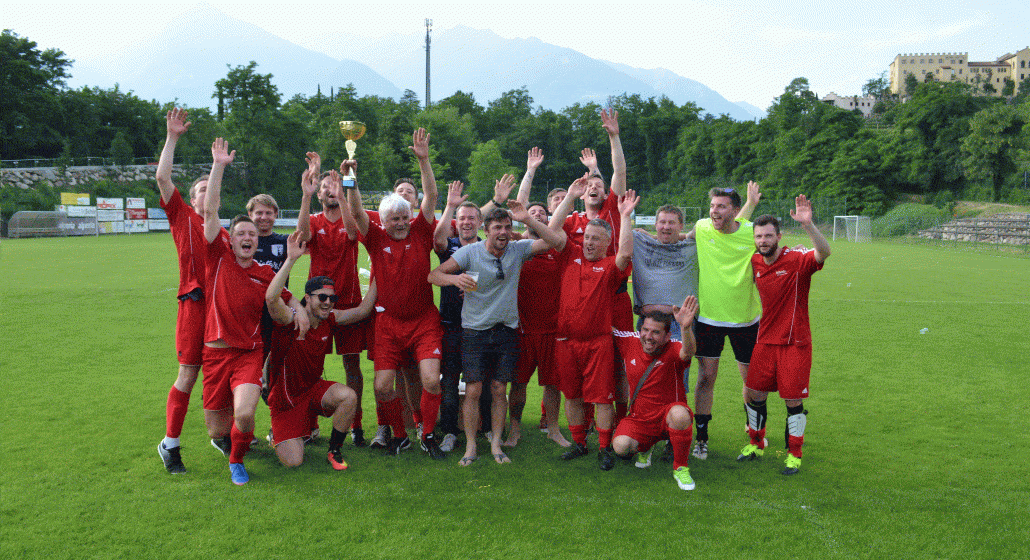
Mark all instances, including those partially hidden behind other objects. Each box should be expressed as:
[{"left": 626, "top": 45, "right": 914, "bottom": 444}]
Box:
[{"left": 466, "top": 271, "right": 479, "bottom": 291}]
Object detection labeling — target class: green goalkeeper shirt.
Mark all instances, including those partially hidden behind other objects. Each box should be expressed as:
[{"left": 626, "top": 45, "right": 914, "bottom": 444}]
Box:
[{"left": 695, "top": 217, "right": 761, "bottom": 327}]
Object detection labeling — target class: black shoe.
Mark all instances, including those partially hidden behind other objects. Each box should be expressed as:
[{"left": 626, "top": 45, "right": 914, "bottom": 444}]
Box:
[
  {"left": 598, "top": 447, "right": 616, "bottom": 471},
  {"left": 421, "top": 433, "right": 446, "bottom": 460},
  {"left": 384, "top": 436, "right": 411, "bottom": 456},
  {"left": 158, "top": 442, "right": 186, "bottom": 474},
  {"left": 659, "top": 441, "right": 674, "bottom": 462},
  {"left": 351, "top": 428, "right": 366, "bottom": 448},
  {"left": 560, "top": 443, "right": 589, "bottom": 460},
  {"left": 210, "top": 436, "right": 231, "bottom": 457}
]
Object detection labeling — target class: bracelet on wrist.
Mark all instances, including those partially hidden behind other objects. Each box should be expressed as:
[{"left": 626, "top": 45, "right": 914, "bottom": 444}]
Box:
[{"left": 493, "top": 199, "right": 504, "bottom": 206}]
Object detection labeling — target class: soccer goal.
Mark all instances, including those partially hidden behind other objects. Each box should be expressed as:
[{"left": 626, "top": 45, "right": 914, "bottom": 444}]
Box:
[{"left": 833, "top": 215, "right": 871, "bottom": 242}]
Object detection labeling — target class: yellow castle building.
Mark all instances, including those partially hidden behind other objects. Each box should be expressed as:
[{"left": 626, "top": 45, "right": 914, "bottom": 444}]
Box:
[{"left": 889, "top": 47, "right": 1030, "bottom": 96}]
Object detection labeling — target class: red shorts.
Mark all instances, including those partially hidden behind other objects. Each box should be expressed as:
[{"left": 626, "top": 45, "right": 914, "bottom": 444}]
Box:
[
  {"left": 175, "top": 297, "right": 205, "bottom": 366},
  {"left": 746, "top": 342, "right": 812, "bottom": 400},
  {"left": 615, "top": 402, "right": 692, "bottom": 452},
  {"left": 201, "top": 346, "right": 263, "bottom": 410},
  {"left": 555, "top": 336, "right": 615, "bottom": 404},
  {"left": 612, "top": 291, "right": 634, "bottom": 332},
  {"left": 373, "top": 313, "right": 443, "bottom": 371},
  {"left": 269, "top": 379, "right": 337, "bottom": 445},
  {"left": 515, "top": 332, "right": 558, "bottom": 386},
  {"left": 330, "top": 314, "right": 370, "bottom": 355}
]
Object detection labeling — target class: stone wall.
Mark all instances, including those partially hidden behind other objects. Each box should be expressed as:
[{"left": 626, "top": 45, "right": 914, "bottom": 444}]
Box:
[
  {"left": 918, "top": 213, "right": 1030, "bottom": 245},
  {"left": 1, "top": 164, "right": 211, "bottom": 190}
]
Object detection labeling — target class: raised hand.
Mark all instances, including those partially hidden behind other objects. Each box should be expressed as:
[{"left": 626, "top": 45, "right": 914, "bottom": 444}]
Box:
[
  {"left": 327, "top": 170, "right": 344, "bottom": 202},
  {"left": 617, "top": 189, "right": 640, "bottom": 216},
  {"left": 747, "top": 180, "right": 762, "bottom": 206},
  {"left": 600, "top": 108, "right": 620, "bottom": 136},
  {"left": 567, "top": 172, "right": 590, "bottom": 200},
  {"left": 578, "top": 148, "right": 597, "bottom": 170},
  {"left": 673, "top": 295, "right": 699, "bottom": 327},
  {"left": 301, "top": 168, "right": 319, "bottom": 198},
  {"left": 526, "top": 147, "right": 544, "bottom": 170},
  {"left": 165, "top": 108, "right": 191, "bottom": 139},
  {"left": 286, "top": 230, "right": 306, "bottom": 261},
  {"left": 305, "top": 151, "right": 321, "bottom": 175},
  {"left": 507, "top": 199, "right": 530, "bottom": 223},
  {"left": 494, "top": 173, "right": 516, "bottom": 202},
  {"left": 446, "top": 181, "right": 468, "bottom": 208},
  {"left": 409, "top": 128, "right": 430, "bottom": 160},
  {"left": 790, "top": 194, "right": 813, "bottom": 225},
  {"left": 211, "top": 138, "right": 236, "bottom": 166},
  {"left": 339, "top": 159, "right": 358, "bottom": 177}
]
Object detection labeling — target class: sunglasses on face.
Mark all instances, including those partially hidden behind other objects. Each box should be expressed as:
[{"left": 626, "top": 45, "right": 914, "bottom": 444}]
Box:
[{"left": 309, "top": 293, "right": 338, "bottom": 303}]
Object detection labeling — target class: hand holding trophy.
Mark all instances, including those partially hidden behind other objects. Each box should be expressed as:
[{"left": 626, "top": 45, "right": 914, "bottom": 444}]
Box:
[{"left": 338, "top": 121, "right": 366, "bottom": 184}]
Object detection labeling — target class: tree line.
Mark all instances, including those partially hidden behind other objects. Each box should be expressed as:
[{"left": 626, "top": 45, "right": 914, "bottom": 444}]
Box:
[{"left": 3, "top": 29, "right": 1029, "bottom": 219}]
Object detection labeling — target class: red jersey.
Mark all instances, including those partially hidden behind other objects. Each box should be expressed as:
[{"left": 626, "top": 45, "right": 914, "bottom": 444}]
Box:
[
  {"left": 556, "top": 242, "right": 629, "bottom": 339},
  {"left": 752, "top": 248, "right": 823, "bottom": 346},
  {"left": 614, "top": 330, "right": 689, "bottom": 422},
  {"left": 307, "top": 212, "right": 362, "bottom": 308},
  {"left": 205, "top": 235, "right": 290, "bottom": 350},
  {"left": 161, "top": 189, "right": 207, "bottom": 297},
  {"left": 266, "top": 318, "right": 332, "bottom": 411},
  {"left": 563, "top": 194, "right": 620, "bottom": 256},
  {"left": 360, "top": 212, "right": 439, "bottom": 320},
  {"left": 517, "top": 244, "right": 567, "bottom": 334}
]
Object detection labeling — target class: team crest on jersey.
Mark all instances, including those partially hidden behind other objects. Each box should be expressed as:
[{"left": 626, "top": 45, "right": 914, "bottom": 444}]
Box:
[{"left": 272, "top": 245, "right": 283, "bottom": 256}]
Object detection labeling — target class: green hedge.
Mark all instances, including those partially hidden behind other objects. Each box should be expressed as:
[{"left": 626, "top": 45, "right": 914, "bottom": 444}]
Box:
[{"left": 872, "top": 203, "right": 950, "bottom": 237}]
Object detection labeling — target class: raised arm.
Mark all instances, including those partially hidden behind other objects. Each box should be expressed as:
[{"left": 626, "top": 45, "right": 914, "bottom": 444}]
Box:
[
  {"left": 736, "top": 181, "right": 762, "bottom": 221},
  {"left": 673, "top": 295, "right": 699, "bottom": 361},
  {"left": 578, "top": 148, "right": 601, "bottom": 177},
  {"left": 266, "top": 231, "right": 305, "bottom": 325},
  {"left": 333, "top": 278, "right": 378, "bottom": 326},
  {"left": 410, "top": 128, "right": 438, "bottom": 218},
  {"left": 790, "top": 194, "right": 831, "bottom": 263},
  {"left": 330, "top": 169, "right": 358, "bottom": 241},
  {"left": 548, "top": 173, "right": 588, "bottom": 232},
  {"left": 344, "top": 160, "right": 370, "bottom": 236},
  {"left": 296, "top": 152, "right": 321, "bottom": 242},
  {"left": 515, "top": 147, "right": 544, "bottom": 206},
  {"left": 615, "top": 190, "right": 639, "bottom": 271},
  {"left": 204, "top": 138, "right": 235, "bottom": 243},
  {"left": 156, "top": 108, "right": 191, "bottom": 204},
  {"left": 509, "top": 199, "right": 565, "bottom": 254},
  {"left": 481, "top": 171, "right": 518, "bottom": 215},
  {"left": 601, "top": 109, "right": 626, "bottom": 197},
  {"left": 435, "top": 181, "right": 467, "bottom": 252}
]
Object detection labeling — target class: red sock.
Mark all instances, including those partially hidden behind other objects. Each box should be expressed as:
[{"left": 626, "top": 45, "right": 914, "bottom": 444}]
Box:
[
  {"left": 569, "top": 424, "right": 587, "bottom": 446},
  {"left": 748, "top": 427, "right": 767, "bottom": 448},
  {"left": 540, "top": 402, "right": 547, "bottom": 425},
  {"left": 165, "top": 386, "right": 190, "bottom": 439},
  {"left": 412, "top": 409, "right": 423, "bottom": 426},
  {"left": 229, "top": 424, "right": 253, "bottom": 464},
  {"left": 379, "top": 397, "right": 406, "bottom": 439},
  {"left": 614, "top": 401, "right": 627, "bottom": 425},
  {"left": 375, "top": 398, "right": 387, "bottom": 427},
  {"left": 597, "top": 428, "right": 613, "bottom": 449},
  {"left": 788, "top": 435, "right": 804, "bottom": 458},
  {"left": 669, "top": 426, "right": 694, "bottom": 470},
  {"left": 352, "top": 406, "right": 363, "bottom": 431},
  {"left": 420, "top": 389, "right": 441, "bottom": 438}
]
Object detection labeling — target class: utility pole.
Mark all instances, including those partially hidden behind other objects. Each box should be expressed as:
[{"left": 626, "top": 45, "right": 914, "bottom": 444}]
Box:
[{"left": 425, "top": 18, "right": 432, "bottom": 109}]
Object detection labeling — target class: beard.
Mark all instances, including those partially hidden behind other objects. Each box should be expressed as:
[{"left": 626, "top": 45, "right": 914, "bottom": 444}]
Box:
[{"left": 757, "top": 242, "right": 779, "bottom": 257}]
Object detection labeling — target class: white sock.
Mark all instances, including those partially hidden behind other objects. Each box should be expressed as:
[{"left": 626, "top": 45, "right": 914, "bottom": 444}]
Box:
[{"left": 163, "top": 436, "right": 180, "bottom": 449}]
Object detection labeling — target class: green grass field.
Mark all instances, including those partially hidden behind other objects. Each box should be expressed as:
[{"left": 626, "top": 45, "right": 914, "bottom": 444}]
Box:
[{"left": 1, "top": 232, "right": 1028, "bottom": 559}]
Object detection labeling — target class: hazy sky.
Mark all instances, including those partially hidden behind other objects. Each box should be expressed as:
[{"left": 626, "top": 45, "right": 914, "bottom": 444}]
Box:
[{"left": 5, "top": 1, "right": 1028, "bottom": 109}]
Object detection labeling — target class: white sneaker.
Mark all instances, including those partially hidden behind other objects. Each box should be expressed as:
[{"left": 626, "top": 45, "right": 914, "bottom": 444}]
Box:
[
  {"left": 440, "top": 433, "right": 457, "bottom": 453},
  {"left": 370, "top": 425, "right": 390, "bottom": 449},
  {"left": 692, "top": 440, "right": 708, "bottom": 460}
]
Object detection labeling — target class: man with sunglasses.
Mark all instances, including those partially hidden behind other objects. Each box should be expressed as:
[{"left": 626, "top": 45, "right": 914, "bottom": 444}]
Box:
[
  {"left": 428, "top": 188, "right": 566, "bottom": 466},
  {"left": 264, "top": 231, "right": 377, "bottom": 470}
]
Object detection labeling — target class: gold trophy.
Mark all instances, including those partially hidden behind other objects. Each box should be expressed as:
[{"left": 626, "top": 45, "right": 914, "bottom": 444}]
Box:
[{"left": 338, "top": 121, "right": 366, "bottom": 182}]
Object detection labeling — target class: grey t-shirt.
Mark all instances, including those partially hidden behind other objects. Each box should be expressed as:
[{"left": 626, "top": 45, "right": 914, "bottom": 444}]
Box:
[
  {"left": 452, "top": 239, "right": 535, "bottom": 330},
  {"left": 631, "top": 230, "right": 698, "bottom": 309}
]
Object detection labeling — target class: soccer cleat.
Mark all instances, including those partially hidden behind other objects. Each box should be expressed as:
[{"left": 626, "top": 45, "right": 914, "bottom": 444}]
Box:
[
  {"left": 415, "top": 423, "right": 423, "bottom": 441},
  {"left": 737, "top": 443, "right": 765, "bottom": 461},
  {"left": 211, "top": 436, "right": 231, "bottom": 457},
  {"left": 691, "top": 440, "right": 708, "bottom": 460},
  {"left": 384, "top": 436, "right": 411, "bottom": 456},
  {"left": 310, "top": 427, "right": 320, "bottom": 440},
  {"left": 635, "top": 447, "right": 653, "bottom": 469},
  {"left": 327, "top": 448, "right": 348, "bottom": 471},
  {"left": 421, "top": 433, "right": 446, "bottom": 460},
  {"left": 439, "top": 433, "right": 458, "bottom": 453},
  {"left": 351, "top": 428, "right": 366, "bottom": 448},
  {"left": 229, "top": 463, "right": 249, "bottom": 485},
  {"left": 673, "top": 466, "right": 696, "bottom": 491},
  {"left": 598, "top": 447, "right": 616, "bottom": 471},
  {"left": 158, "top": 442, "right": 186, "bottom": 474},
  {"left": 539, "top": 422, "right": 548, "bottom": 434},
  {"left": 370, "top": 425, "right": 390, "bottom": 449},
  {"left": 560, "top": 443, "right": 589, "bottom": 460},
  {"left": 399, "top": 436, "right": 412, "bottom": 451},
  {"left": 782, "top": 454, "right": 802, "bottom": 475}
]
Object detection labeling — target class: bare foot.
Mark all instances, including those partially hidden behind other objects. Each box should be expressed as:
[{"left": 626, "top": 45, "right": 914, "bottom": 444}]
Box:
[
  {"left": 459, "top": 454, "right": 477, "bottom": 466},
  {"left": 501, "top": 422, "right": 521, "bottom": 447},
  {"left": 548, "top": 428, "right": 572, "bottom": 448},
  {"left": 493, "top": 452, "right": 511, "bottom": 464}
]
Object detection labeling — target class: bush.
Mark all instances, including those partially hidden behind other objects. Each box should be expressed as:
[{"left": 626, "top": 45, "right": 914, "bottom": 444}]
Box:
[{"left": 872, "top": 203, "right": 950, "bottom": 237}]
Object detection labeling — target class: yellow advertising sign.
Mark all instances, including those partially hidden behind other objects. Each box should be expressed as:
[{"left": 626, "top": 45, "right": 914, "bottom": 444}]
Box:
[{"left": 61, "top": 192, "right": 91, "bottom": 205}]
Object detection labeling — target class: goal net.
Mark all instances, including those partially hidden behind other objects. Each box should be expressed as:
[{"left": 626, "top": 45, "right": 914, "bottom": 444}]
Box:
[{"left": 833, "top": 215, "right": 871, "bottom": 242}]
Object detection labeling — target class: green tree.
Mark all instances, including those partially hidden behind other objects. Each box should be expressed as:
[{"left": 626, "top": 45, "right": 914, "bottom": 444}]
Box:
[
  {"left": 467, "top": 140, "right": 519, "bottom": 202},
  {"left": 108, "top": 130, "right": 134, "bottom": 166},
  {"left": 413, "top": 105, "right": 477, "bottom": 180},
  {"left": 960, "top": 102, "right": 1030, "bottom": 198},
  {"left": 1, "top": 30, "right": 72, "bottom": 158}
]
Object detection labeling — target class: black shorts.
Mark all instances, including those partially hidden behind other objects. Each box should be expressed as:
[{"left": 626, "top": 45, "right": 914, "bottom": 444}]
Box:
[
  {"left": 461, "top": 325, "right": 519, "bottom": 384},
  {"left": 695, "top": 321, "right": 759, "bottom": 364}
]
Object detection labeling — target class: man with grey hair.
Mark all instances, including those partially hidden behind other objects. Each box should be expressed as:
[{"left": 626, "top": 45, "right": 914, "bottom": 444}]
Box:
[
  {"left": 428, "top": 177, "right": 566, "bottom": 466},
  {"left": 347, "top": 128, "right": 446, "bottom": 460}
]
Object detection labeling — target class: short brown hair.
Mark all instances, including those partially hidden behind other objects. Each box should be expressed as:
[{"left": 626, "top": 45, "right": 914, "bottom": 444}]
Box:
[
  {"left": 484, "top": 207, "right": 512, "bottom": 230},
  {"left": 546, "top": 188, "right": 567, "bottom": 200},
  {"left": 246, "top": 193, "right": 279, "bottom": 214},
  {"left": 393, "top": 177, "right": 417, "bottom": 190},
  {"left": 708, "top": 187, "right": 741, "bottom": 208},
  {"left": 753, "top": 214, "right": 780, "bottom": 233},
  {"left": 189, "top": 175, "right": 209, "bottom": 202},
  {"left": 656, "top": 204, "right": 683, "bottom": 224},
  {"left": 229, "top": 214, "right": 255, "bottom": 234}
]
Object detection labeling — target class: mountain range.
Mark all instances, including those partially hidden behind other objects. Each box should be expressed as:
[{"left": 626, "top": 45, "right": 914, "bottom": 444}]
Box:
[{"left": 67, "top": 4, "right": 765, "bottom": 121}]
